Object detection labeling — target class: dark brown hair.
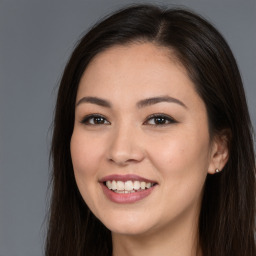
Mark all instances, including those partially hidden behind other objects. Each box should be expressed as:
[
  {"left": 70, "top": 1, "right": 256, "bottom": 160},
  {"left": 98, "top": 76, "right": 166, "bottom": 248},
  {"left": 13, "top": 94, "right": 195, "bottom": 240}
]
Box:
[{"left": 46, "top": 4, "right": 255, "bottom": 256}]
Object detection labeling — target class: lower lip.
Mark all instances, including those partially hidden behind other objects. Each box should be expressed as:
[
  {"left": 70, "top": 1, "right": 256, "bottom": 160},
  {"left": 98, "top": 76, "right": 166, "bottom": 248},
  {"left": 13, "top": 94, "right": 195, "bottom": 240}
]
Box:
[{"left": 101, "top": 183, "right": 156, "bottom": 204}]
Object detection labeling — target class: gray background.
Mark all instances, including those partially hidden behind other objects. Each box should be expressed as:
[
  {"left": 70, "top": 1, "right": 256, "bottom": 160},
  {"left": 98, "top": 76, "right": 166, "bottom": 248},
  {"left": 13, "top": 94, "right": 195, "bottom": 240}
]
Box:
[{"left": 0, "top": 0, "right": 255, "bottom": 255}]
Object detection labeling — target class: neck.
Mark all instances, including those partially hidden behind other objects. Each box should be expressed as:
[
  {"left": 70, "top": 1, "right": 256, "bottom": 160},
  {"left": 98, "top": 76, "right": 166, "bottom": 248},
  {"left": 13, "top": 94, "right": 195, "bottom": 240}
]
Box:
[{"left": 112, "top": 213, "right": 202, "bottom": 256}]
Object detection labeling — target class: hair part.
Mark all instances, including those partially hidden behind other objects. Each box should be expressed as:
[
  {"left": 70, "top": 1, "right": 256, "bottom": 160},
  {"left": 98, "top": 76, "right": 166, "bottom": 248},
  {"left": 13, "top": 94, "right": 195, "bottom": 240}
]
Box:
[{"left": 46, "top": 4, "right": 255, "bottom": 256}]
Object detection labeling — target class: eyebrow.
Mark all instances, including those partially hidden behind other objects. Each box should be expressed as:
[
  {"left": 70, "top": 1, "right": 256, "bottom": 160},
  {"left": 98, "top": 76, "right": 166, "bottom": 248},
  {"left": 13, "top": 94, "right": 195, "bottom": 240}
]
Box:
[
  {"left": 76, "top": 96, "right": 111, "bottom": 108},
  {"left": 137, "top": 96, "right": 187, "bottom": 109},
  {"left": 76, "top": 95, "right": 187, "bottom": 109}
]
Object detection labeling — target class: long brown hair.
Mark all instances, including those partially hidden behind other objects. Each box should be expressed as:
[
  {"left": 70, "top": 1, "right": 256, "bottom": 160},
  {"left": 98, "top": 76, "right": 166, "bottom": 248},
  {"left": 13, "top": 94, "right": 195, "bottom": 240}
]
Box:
[{"left": 46, "top": 4, "right": 255, "bottom": 256}]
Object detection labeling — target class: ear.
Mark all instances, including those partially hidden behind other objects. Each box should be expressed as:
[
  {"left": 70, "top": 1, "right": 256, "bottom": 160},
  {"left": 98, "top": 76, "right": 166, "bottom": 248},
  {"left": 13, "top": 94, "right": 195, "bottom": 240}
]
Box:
[{"left": 208, "top": 130, "right": 230, "bottom": 174}]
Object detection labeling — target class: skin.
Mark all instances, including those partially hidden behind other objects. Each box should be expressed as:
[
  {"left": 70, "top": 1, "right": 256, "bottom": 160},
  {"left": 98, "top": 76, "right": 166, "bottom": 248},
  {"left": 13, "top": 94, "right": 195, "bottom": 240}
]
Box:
[{"left": 70, "top": 43, "right": 229, "bottom": 256}]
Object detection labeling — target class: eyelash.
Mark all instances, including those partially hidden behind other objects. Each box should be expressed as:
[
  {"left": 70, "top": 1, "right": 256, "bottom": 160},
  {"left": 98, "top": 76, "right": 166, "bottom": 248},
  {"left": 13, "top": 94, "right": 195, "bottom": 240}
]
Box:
[
  {"left": 80, "top": 114, "right": 111, "bottom": 125},
  {"left": 80, "top": 113, "right": 177, "bottom": 126},
  {"left": 143, "top": 114, "right": 177, "bottom": 126}
]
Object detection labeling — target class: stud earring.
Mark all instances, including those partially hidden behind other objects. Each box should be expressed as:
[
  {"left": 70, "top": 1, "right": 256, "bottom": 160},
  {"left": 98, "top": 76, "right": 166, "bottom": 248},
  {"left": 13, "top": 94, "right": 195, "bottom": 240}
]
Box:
[{"left": 215, "top": 168, "right": 220, "bottom": 173}]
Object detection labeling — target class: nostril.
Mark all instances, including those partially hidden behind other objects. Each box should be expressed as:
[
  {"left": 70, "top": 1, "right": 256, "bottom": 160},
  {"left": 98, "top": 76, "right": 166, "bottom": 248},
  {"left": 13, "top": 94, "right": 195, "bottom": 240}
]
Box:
[
  {"left": 107, "top": 157, "right": 135, "bottom": 166},
  {"left": 107, "top": 155, "right": 145, "bottom": 166}
]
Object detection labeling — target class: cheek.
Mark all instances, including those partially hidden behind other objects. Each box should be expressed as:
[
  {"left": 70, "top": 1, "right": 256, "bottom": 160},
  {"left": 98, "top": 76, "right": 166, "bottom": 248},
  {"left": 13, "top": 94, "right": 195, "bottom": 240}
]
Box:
[
  {"left": 147, "top": 129, "right": 210, "bottom": 196},
  {"left": 151, "top": 122, "right": 211, "bottom": 168},
  {"left": 70, "top": 129, "right": 106, "bottom": 213},
  {"left": 70, "top": 130, "right": 104, "bottom": 177},
  {"left": 70, "top": 130, "right": 103, "bottom": 201},
  {"left": 149, "top": 135, "right": 209, "bottom": 170},
  {"left": 147, "top": 133, "right": 209, "bottom": 219}
]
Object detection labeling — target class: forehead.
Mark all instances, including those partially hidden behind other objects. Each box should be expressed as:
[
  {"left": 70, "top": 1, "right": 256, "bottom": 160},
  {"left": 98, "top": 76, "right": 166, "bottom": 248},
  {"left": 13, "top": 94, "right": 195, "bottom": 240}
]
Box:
[
  {"left": 76, "top": 42, "right": 200, "bottom": 107},
  {"left": 83, "top": 42, "right": 183, "bottom": 78}
]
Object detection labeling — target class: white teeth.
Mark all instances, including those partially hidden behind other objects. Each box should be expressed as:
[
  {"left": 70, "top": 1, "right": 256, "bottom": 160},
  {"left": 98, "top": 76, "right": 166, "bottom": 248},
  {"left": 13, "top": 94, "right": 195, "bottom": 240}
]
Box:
[
  {"left": 112, "top": 180, "right": 117, "bottom": 190},
  {"left": 146, "top": 182, "right": 151, "bottom": 189},
  {"left": 133, "top": 181, "right": 140, "bottom": 190},
  {"left": 105, "top": 180, "right": 155, "bottom": 192},
  {"left": 106, "top": 181, "right": 112, "bottom": 189},
  {"left": 124, "top": 180, "right": 133, "bottom": 190},
  {"left": 116, "top": 181, "right": 125, "bottom": 190}
]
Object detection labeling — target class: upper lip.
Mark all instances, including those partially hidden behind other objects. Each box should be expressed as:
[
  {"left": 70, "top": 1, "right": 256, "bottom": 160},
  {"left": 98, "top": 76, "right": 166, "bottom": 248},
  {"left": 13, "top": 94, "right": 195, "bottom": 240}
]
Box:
[{"left": 99, "top": 174, "right": 157, "bottom": 184}]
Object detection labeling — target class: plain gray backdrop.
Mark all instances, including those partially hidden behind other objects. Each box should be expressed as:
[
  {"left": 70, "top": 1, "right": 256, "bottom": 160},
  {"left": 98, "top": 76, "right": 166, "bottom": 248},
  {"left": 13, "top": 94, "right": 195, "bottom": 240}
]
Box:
[{"left": 0, "top": 0, "right": 255, "bottom": 255}]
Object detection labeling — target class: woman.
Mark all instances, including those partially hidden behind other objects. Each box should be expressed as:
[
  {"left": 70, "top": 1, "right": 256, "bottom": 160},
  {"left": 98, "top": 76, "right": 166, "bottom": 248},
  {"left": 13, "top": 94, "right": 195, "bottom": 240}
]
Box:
[{"left": 45, "top": 4, "right": 255, "bottom": 256}]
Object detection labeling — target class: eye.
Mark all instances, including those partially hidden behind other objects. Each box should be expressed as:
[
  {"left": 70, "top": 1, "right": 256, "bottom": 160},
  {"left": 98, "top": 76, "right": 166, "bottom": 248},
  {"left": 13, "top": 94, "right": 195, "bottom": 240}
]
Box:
[
  {"left": 80, "top": 114, "right": 110, "bottom": 125},
  {"left": 144, "top": 114, "right": 177, "bottom": 126}
]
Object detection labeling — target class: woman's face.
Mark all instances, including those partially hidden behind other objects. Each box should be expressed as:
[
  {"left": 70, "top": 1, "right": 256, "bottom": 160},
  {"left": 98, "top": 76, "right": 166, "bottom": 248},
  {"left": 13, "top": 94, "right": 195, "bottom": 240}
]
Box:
[{"left": 70, "top": 43, "right": 217, "bottom": 236}]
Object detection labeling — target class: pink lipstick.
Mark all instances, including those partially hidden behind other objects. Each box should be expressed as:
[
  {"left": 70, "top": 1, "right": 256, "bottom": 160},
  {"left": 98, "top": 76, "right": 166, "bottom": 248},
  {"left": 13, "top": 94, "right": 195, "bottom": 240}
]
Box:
[{"left": 99, "top": 174, "right": 157, "bottom": 204}]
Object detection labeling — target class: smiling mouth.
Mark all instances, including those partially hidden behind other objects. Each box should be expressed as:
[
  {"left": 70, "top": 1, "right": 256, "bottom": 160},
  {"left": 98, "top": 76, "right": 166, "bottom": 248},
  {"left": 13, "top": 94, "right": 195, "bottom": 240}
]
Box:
[{"left": 104, "top": 180, "right": 157, "bottom": 194}]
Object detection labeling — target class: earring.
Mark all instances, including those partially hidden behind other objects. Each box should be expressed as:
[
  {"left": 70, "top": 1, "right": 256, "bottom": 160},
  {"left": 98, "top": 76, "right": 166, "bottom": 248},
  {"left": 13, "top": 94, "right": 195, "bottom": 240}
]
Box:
[{"left": 215, "top": 168, "right": 220, "bottom": 173}]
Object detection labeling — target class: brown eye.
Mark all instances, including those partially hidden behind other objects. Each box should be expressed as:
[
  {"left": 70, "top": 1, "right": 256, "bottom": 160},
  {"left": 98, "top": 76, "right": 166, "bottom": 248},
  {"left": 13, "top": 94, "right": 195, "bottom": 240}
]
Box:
[
  {"left": 81, "top": 115, "right": 110, "bottom": 125},
  {"left": 144, "top": 114, "right": 177, "bottom": 126},
  {"left": 153, "top": 117, "right": 168, "bottom": 125}
]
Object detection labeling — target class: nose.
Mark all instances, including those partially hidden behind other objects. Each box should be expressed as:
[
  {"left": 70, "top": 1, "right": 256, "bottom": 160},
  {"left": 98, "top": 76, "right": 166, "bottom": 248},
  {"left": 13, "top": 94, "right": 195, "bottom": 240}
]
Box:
[{"left": 107, "top": 125, "right": 145, "bottom": 166}]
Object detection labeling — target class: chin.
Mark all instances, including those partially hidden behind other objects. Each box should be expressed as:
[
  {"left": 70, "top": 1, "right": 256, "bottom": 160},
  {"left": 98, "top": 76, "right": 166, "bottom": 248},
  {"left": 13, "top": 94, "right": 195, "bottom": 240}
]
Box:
[
  {"left": 98, "top": 211, "right": 157, "bottom": 236},
  {"left": 107, "top": 222, "right": 152, "bottom": 236}
]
